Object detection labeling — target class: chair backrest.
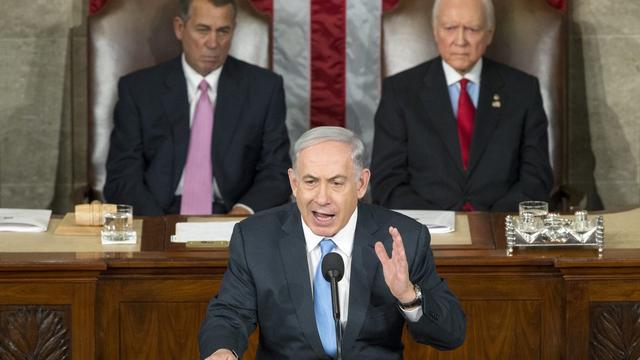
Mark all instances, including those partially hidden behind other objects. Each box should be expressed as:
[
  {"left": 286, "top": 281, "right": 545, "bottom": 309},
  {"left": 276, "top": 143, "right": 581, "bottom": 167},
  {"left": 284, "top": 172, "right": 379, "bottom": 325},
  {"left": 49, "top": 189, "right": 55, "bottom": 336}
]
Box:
[
  {"left": 382, "top": 0, "right": 567, "bottom": 189},
  {"left": 88, "top": 0, "right": 269, "bottom": 197}
]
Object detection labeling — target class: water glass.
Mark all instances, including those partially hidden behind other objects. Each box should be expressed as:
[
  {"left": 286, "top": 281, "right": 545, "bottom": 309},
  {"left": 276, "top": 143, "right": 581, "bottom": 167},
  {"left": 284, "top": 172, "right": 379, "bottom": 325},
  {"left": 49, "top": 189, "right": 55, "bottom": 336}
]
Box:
[
  {"left": 101, "top": 204, "right": 136, "bottom": 242},
  {"left": 519, "top": 201, "right": 549, "bottom": 218}
]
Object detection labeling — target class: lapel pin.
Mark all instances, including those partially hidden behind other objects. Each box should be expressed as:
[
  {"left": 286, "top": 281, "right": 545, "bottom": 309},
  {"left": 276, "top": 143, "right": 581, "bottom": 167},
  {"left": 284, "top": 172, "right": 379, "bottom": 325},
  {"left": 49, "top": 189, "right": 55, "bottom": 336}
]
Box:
[{"left": 492, "top": 94, "right": 501, "bottom": 108}]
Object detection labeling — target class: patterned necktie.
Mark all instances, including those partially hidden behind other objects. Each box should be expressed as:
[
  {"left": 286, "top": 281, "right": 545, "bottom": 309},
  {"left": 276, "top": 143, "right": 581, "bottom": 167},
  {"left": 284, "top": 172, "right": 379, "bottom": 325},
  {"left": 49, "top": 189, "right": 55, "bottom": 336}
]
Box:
[
  {"left": 180, "top": 80, "right": 214, "bottom": 215},
  {"left": 457, "top": 78, "right": 475, "bottom": 170},
  {"left": 314, "top": 238, "right": 337, "bottom": 357}
]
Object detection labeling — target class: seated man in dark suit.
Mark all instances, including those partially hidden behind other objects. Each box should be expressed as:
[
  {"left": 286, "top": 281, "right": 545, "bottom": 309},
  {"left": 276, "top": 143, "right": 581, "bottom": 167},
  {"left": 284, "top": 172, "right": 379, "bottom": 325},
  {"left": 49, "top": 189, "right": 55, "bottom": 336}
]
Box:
[
  {"left": 199, "top": 126, "right": 466, "bottom": 360},
  {"left": 371, "top": 0, "right": 553, "bottom": 212},
  {"left": 104, "top": 0, "right": 291, "bottom": 215}
]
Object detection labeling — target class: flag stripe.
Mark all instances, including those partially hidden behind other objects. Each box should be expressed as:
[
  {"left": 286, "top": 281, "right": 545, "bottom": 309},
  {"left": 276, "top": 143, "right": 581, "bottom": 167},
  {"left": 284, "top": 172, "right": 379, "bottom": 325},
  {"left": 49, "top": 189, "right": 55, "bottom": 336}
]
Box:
[
  {"left": 250, "top": 0, "right": 273, "bottom": 14},
  {"left": 382, "top": 0, "right": 401, "bottom": 13},
  {"left": 345, "top": 0, "right": 382, "bottom": 164},
  {"left": 273, "top": 0, "right": 311, "bottom": 145},
  {"left": 309, "top": 0, "right": 346, "bottom": 128}
]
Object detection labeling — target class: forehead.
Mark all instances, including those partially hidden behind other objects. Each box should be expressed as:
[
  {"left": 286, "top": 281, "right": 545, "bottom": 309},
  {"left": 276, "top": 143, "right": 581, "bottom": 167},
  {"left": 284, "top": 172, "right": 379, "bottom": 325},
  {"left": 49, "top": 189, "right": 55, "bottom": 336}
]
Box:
[
  {"left": 188, "top": 0, "right": 234, "bottom": 23},
  {"left": 296, "top": 141, "right": 353, "bottom": 174},
  {"left": 437, "top": 0, "right": 487, "bottom": 25}
]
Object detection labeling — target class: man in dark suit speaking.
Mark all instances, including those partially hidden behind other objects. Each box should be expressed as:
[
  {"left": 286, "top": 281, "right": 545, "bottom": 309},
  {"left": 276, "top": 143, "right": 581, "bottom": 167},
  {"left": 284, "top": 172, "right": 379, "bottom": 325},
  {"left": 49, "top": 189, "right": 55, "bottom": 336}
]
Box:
[
  {"left": 199, "top": 127, "right": 465, "bottom": 359},
  {"left": 104, "top": 0, "right": 291, "bottom": 216},
  {"left": 371, "top": 0, "right": 553, "bottom": 212}
]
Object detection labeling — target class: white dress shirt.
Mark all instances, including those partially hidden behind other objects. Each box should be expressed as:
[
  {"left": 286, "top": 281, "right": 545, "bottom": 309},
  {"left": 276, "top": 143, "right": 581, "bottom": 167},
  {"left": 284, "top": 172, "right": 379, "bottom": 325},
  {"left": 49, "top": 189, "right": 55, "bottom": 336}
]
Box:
[{"left": 302, "top": 207, "right": 422, "bottom": 326}]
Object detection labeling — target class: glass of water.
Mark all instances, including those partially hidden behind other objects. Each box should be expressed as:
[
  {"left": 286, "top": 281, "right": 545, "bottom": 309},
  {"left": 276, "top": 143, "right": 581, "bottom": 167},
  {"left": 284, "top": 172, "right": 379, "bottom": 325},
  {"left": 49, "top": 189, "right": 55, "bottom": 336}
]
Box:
[
  {"left": 101, "top": 204, "right": 136, "bottom": 242},
  {"left": 519, "top": 201, "right": 548, "bottom": 219}
]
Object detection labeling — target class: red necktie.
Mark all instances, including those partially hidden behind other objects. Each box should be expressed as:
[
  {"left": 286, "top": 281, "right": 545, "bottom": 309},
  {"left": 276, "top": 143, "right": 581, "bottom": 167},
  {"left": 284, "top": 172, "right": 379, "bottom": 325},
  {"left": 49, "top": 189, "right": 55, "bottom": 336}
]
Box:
[{"left": 457, "top": 79, "right": 475, "bottom": 170}]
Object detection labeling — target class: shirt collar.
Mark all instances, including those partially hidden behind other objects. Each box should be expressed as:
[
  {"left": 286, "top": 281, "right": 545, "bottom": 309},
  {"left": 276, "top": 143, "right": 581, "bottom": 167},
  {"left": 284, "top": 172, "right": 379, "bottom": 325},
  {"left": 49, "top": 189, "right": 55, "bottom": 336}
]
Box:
[
  {"left": 302, "top": 207, "right": 357, "bottom": 257},
  {"left": 442, "top": 57, "right": 483, "bottom": 87},
  {"left": 181, "top": 53, "right": 223, "bottom": 102}
]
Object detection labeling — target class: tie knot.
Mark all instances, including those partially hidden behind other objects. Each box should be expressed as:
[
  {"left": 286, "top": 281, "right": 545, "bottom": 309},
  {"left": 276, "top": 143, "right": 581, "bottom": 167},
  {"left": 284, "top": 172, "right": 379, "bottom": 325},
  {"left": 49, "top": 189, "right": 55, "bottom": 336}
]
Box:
[
  {"left": 319, "top": 239, "right": 336, "bottom": 256},
  {"left": 459, "top": 78, "right": 470, "bottom": 89},
  {"left": 198, "top": 80, "right": 209, "bottom": 92}
]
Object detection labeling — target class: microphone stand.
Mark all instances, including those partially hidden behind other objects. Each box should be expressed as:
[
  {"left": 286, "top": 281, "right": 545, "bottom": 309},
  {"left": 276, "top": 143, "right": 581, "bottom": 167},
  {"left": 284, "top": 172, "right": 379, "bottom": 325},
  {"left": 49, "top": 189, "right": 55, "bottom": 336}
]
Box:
[{"left": 328, "top": 272, "right": 343, "bottom": 360}]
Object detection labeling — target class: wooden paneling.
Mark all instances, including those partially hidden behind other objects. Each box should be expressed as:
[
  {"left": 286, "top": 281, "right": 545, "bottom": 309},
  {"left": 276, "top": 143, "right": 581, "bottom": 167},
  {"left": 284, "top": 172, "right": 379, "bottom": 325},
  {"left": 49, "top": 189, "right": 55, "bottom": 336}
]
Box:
[
  {"left": 96, "top": 278, "right": 221, "bottom": 360},
  {"left": 120, "top": 302, "right": 207, "bottom": 359},
  {"left": 590, "top": 302, "right": 640, "bottom": 359},
  {"left": 0, "top": 306, "right": 71, "bottom": 359},
  {"left": 0, "top": 277, "right": 98, "bottom": 360}
]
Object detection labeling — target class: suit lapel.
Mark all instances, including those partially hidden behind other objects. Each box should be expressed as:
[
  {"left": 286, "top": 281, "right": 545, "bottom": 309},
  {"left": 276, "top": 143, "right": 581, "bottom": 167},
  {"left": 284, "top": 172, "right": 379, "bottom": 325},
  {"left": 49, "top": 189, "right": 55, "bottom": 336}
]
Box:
[
  {"left": 161, "top": 58, "right": 190, "bottom": 192},
  {"left": 342, "top": 204, "right": 381, "bottom": 355},
  {"left": 212, "top": 57, "right": 244, "bottom": 191},
  {"left": 468, "top": 59, "right": 504, "bottom": 174},
  {"left": 419, "top": 60, "right": 465, "bottom": 173},
  {"left": 279, "top": 204, "right": 328, "bottom": 358}
]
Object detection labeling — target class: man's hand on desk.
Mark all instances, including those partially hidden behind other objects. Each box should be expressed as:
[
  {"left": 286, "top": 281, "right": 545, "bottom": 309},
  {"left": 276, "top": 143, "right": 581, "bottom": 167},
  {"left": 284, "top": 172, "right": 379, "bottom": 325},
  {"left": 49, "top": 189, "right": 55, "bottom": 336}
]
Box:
[
  {"left": 205, "top": 349, "right": 237, "bottom": 360},
  {"left": 227, "top": 204, "right": 253, "bottom": 216}
]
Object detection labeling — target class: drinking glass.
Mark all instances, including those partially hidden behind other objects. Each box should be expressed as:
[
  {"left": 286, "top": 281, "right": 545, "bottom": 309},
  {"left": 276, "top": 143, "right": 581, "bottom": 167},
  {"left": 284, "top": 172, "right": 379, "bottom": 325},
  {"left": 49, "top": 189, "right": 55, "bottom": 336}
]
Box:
[{"left": 101, "top": 204, "right": 136, "bottom": 242}]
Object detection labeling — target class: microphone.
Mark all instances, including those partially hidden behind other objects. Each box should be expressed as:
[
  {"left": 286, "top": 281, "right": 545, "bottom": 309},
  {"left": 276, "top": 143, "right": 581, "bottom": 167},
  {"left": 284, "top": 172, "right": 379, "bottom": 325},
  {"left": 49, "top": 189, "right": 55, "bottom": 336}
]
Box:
[{"left": 322, "top": 252, "right": 344, "bottom": 360}]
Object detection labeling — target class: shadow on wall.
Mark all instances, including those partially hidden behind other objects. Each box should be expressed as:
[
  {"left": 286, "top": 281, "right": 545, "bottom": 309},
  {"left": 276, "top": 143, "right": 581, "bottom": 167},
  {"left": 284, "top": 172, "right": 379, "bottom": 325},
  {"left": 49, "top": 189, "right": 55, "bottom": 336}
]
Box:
[
  {"left": 569, "top": 21, "right": 637, "bottom": 210},
  {"left": 51, "top": 22, "right": 88, "bottom": 215}
]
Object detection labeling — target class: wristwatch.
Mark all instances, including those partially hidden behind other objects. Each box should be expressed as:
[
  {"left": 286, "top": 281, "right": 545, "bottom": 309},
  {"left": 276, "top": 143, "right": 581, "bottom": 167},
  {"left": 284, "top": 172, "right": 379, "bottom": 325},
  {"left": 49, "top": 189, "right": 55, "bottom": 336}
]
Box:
[{"left": 398, "top": 283, "right": 422, "bottom": 309}]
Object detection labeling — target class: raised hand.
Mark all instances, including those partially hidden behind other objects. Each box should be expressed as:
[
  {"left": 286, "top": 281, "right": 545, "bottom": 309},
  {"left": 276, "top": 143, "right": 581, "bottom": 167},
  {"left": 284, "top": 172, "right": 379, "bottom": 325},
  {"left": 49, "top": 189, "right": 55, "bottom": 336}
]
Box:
[{"left": 374, "top": 226, "right": 416, "bottom": 304}]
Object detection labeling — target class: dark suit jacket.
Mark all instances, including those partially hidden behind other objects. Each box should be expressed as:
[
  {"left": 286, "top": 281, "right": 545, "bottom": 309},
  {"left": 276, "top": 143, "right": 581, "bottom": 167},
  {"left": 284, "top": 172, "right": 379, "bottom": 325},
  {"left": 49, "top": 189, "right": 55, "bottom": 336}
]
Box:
[
  {"left": 198, "top": 202, "right": 466, "bottom": 359},
  {"left": 104, "top": 56, "right": 291, "bottom": 215},
  {"left": 371, "top": 57, "right": 553, "bottom": 212}
]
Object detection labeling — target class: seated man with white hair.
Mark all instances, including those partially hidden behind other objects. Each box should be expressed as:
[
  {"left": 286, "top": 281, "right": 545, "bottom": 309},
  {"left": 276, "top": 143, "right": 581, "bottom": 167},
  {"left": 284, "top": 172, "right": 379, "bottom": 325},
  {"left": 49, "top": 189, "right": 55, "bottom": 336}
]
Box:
[{"left": 371, "top": 0, "right": 553, "bottom": 212}]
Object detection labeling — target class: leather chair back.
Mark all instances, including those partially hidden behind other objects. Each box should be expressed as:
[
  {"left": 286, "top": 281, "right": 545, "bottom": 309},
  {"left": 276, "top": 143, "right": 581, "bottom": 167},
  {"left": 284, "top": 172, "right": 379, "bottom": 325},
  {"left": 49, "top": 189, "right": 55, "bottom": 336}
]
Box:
[
  {"left": 382, "top": 0, "right": 567, "bottom": 189},
  {"left": 88, "top": 0, "right": 269, "bottom": 197}
]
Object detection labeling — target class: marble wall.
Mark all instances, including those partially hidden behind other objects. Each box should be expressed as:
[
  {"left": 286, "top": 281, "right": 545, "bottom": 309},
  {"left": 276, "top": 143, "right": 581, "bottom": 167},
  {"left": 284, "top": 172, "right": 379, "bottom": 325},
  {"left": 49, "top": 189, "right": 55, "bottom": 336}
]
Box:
[
  {"left": 0, "top": 0, "right": 86, "bottom": 213},
  {"left": 0, "top": 0, "right": 637, "bottom": 212},
  {"left": 569, "top": 0, "right": 640, "bottom": 209}
]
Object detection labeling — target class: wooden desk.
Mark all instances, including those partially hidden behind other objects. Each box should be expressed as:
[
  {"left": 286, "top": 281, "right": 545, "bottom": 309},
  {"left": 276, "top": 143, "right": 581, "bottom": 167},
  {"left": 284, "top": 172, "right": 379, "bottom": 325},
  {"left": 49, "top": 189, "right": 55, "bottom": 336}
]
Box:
[{"left": 1, "top": 213, "right": 639, "bottom": 359}]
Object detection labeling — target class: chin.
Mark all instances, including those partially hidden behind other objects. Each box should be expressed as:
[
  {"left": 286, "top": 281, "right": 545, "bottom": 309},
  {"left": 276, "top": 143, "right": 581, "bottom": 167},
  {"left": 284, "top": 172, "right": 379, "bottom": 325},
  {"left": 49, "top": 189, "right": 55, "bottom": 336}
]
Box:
[{"left": 310, "top": 226, "right": 337, "bottom": 238}]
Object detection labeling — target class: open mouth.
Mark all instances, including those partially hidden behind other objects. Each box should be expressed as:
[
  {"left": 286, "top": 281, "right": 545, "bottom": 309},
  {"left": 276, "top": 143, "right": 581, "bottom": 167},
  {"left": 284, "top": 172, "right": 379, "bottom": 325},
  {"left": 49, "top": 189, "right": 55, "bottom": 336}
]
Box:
[{"left": 312, "top": 210, "right": 336, "bottom": 224}]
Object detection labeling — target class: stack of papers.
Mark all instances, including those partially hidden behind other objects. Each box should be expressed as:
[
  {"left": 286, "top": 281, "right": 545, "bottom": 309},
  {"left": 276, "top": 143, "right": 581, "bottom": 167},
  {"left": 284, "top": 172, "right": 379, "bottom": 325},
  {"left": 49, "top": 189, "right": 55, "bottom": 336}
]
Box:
[
  {"left": 172, "top": 221, "right": 239, "bottom": 243},
  {"left": 393, "top": 210, "right": 456, "bottom": 234},
  {"left": 0, "top": 208, "right": 52, "bottom": 232}
]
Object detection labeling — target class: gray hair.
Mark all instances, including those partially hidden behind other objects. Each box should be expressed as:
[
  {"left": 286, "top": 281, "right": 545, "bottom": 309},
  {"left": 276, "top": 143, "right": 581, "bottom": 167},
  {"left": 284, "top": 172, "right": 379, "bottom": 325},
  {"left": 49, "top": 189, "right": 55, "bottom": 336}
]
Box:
[
  {"left": 293, "top": 126, "right": 366, "bottom": 177},
  {"left": 432, "top": 0, "right": 495, "bottom": 30},
  {"left": 179, "top": 0, "right": 237, "bottom": 21}
]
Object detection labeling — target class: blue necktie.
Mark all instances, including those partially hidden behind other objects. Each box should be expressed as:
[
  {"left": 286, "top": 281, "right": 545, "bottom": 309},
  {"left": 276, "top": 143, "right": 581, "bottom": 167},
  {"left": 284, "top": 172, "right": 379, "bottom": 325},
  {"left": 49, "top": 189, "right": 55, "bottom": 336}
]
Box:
[{"left": 314, "top": 238, "right": 337, "bottom": 357}]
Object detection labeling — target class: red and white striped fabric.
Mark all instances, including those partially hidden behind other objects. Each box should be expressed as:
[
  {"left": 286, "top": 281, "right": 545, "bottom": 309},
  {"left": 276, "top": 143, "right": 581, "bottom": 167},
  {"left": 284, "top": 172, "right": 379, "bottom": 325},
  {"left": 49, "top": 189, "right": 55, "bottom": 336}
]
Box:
[{"left": 249, "top": 0, "right": 399, "bottom": 163}]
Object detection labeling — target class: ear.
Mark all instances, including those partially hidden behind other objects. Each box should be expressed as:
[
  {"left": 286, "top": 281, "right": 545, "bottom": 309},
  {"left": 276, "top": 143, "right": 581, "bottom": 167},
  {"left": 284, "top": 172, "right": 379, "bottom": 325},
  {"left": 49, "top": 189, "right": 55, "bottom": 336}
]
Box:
[
  {"left": 356, "top": 168, "right": 371, "bottom": 199},
  {"left": 173, "top": 16, "right": 185, "bottom": 41},
  {"left": 288, "top": 168, "right": 298, "bottom": 196},
  {"left": 485, "top": 26, "right": 495, "bottom": 46}
]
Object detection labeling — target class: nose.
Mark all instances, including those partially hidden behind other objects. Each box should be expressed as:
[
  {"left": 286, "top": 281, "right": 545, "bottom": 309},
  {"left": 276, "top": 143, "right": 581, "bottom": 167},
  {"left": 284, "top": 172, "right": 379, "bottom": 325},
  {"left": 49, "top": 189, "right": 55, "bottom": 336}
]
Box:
[
  {"left": 313, "top": 183, "right": 330, "bottom": 205},
  {"left": 454, "top": 27, "right": 467, "bottom": 46},
  {"left": 205, "top": 33, "right": 219, "bottom": 49}
]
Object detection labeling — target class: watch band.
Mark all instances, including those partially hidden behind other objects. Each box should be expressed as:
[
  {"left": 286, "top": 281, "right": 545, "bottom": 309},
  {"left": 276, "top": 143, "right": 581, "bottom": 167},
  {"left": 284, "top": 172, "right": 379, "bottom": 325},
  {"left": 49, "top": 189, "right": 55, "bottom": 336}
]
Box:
[{"left": 399, "top": 283, "right": 422, "bottom": 309}]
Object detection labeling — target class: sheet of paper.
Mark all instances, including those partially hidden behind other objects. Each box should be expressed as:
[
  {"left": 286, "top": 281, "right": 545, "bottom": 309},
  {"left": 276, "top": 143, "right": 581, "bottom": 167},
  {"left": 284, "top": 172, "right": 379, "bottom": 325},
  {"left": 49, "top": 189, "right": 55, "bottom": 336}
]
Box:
[
  {"left": 393, "top": 210, "right": 456, "bottom": 234},
  {"left": 172, "top": 221, "right": 240, "bottom": 243},
  {"left": 0, "top": 208, "right": 52, "bottom": 232}
]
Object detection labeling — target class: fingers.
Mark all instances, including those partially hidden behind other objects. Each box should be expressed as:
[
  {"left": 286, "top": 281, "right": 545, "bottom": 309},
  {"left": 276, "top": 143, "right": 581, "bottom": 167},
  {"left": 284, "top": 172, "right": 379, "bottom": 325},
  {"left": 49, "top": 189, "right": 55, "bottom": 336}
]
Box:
[
  {"left": 374, "top": 241, "right": 390, "bottom": 266},
  {"left": 388, "top": 227, "right": 409, "bottom": 276},
  {"left": 377, "top": 226, "right": 408, "bottom": 270}
]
